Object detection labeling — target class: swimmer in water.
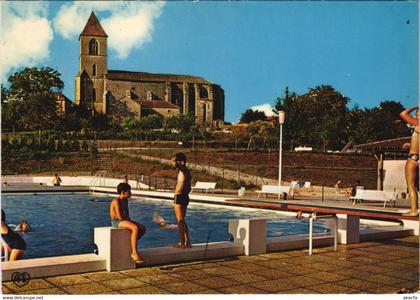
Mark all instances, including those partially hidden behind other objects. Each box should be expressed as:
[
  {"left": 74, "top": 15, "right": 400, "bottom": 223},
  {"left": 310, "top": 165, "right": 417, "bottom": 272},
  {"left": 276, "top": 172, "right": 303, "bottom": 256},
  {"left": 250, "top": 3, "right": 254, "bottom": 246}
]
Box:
[
  {"left": 152, "top": 213, "right": 178, "bottom": 230},
  {"left": 16, "top": 220, "right": 31, "bottom": 233}
]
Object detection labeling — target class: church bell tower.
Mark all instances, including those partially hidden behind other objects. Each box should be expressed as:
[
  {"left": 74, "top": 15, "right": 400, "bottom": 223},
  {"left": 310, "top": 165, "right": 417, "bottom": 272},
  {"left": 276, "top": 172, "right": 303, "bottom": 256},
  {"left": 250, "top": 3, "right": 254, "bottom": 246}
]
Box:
[{"left": 75, "top": 12, "right": 108, "bottom": 114}]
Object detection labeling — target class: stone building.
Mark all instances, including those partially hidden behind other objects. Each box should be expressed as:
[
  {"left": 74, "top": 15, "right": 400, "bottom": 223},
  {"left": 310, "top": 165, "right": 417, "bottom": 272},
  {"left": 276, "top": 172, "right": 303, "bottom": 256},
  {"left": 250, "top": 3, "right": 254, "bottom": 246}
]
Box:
[{"left": 75, "top": 12, "right": 224, "bottom": 126}]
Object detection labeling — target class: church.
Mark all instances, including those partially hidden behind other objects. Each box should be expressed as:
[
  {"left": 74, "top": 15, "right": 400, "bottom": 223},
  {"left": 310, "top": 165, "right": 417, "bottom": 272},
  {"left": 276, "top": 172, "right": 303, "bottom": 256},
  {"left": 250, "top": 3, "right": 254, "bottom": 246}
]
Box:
[{"left": 75, "top": 12, "right": 225, "bottom": 127}]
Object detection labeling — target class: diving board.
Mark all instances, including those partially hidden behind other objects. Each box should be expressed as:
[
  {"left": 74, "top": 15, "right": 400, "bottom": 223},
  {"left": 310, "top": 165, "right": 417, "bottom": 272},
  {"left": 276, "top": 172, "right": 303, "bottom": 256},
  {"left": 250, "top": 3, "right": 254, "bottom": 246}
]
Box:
[{"left": 224, "top": 199, "right": 419, "bottom": 237}]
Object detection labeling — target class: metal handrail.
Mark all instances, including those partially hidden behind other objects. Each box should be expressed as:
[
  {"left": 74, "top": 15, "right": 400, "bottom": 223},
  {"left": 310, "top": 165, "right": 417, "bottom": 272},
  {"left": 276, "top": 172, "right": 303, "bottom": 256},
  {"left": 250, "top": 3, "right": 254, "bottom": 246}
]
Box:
[
  {"left": 90, "top": 170, "right": 107, "bottom": 187},
  {"left": 308, "top": 212, "right": 338, "bottom": 255}
]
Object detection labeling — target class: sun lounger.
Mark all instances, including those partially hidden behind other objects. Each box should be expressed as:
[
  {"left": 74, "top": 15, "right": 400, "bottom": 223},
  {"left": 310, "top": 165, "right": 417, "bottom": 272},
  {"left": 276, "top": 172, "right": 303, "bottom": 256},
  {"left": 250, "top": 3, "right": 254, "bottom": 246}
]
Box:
[
  {"left": 350, "top": 189, "right": 397, "bottom": 208},
  {"left": 257, "top": 185, "right": 291, "bottom": 200},
  {"left": 190, "top": 182, "right": 216, "bottom": 194}
]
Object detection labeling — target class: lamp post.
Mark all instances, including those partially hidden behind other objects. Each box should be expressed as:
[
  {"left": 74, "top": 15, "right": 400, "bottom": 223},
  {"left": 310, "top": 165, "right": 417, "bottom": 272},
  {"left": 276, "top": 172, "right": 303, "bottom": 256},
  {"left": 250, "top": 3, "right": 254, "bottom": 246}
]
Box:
[{"left": 278, "top": 111, "right": 285, "bottom": 186}]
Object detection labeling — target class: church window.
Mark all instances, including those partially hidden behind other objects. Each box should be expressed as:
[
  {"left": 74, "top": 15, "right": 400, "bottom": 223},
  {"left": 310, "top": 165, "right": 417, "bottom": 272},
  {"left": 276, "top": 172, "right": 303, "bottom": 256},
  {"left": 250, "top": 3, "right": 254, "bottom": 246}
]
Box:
[
  {"left": 199, "top": 85, "right": 208, "bottom": 98},
  {"left": 147, "top": 91, "right": 153, "bottom": 100},
  {"left": 89, "top": 39, "right": 98, "bottom": 55},
  {"left": 92, "top": 64, "right": 97, "bottom": 76},
  {"left": 92, "top": 88, "right": 96, "bottom": 102}
]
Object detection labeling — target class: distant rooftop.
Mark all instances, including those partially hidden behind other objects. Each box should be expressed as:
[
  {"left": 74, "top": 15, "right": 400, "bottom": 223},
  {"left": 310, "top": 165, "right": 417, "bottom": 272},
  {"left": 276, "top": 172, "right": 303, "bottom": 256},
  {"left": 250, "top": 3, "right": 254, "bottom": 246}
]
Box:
[
  {"left": 107, "top": 70, "right": 211, "bottom": 84},
  {"left": 136, "top": 100, "right": 179, "bottom": 109},
  {"left": 80, "top": 12, "right": 108, "bottom": 38}
]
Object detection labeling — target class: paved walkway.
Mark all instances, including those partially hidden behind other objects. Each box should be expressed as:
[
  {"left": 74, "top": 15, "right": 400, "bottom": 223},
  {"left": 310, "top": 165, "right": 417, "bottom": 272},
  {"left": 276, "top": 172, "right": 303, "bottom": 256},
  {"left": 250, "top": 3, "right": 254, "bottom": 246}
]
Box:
[{"left": 3, "top": 236, "right": 418, "bottom": 295}]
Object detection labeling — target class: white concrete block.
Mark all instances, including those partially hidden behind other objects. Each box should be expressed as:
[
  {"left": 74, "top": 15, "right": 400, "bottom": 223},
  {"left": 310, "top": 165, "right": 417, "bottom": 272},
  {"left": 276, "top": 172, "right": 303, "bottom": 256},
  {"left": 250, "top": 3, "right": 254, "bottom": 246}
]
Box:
[
  {"left": 94, "top": 227, "right": 135, "bottom": 271},
  {"left": 2, "top": 254, "right": 105, "bottom": 281},
  {"left": 334, "top": 214, "right": 360, "bottom": 244},
  {"left": 228, "top": 219, "right": 266, "bottom": 255},
  {"left": 402, "top": 219, "right": 419, "bottom": 236}
]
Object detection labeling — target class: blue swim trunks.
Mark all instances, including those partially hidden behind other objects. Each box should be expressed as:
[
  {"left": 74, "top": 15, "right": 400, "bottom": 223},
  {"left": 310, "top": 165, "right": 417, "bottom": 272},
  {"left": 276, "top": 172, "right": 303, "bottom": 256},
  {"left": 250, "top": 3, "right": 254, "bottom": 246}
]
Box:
[{"left": 111, "top": 220, "right": 121, "bottom": 228}]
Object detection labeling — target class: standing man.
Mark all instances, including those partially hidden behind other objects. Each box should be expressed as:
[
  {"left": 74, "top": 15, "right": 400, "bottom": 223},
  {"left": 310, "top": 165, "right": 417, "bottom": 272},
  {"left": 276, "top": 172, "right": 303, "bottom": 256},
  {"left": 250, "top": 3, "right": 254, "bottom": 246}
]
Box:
[
  {"left": 400, "top": 106, "right": 419, "bottom": 217},
  {"left": 52, "top": 174, "right": 62, "bottom": 186},
  {"left": 171, "top": 153, "right": 192, "bottom": 248}
]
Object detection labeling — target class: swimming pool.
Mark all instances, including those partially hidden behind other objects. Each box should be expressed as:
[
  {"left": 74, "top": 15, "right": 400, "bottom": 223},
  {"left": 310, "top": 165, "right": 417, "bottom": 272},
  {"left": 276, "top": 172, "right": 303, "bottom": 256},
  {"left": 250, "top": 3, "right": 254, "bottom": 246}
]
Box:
[{"left": 2, "top": 194, "right": 328, "bottom": 259}]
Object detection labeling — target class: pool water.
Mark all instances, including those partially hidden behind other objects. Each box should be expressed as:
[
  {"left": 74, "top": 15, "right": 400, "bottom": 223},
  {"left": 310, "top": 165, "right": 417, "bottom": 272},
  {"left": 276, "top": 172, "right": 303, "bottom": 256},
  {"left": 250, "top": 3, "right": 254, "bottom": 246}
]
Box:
[{"left": 2, "top": 194, "right": 328, "bottom": 259}]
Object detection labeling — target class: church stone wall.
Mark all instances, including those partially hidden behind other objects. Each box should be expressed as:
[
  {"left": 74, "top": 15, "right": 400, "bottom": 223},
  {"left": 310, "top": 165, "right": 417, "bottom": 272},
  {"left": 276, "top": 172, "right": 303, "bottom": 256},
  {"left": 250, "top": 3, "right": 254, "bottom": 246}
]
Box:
[
  {"left": 105, "top": 80, "right": 166, "bottom": 102},
  {"left": 80, "top": 36, "right": 107, "bottom": 78}
]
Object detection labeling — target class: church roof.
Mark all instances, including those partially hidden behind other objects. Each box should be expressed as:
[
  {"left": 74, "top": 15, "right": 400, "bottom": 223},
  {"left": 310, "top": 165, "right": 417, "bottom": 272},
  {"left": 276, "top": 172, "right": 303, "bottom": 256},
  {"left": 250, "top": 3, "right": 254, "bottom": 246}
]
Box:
[
  {"left": 80, "top": 12, "right": 108, "bottom": 38},
  {"left": 136, "top": 100, "right": 179, "bottom": 109},
  {"left": 107, "top": 70, "right": 212, "bottom": 84}
]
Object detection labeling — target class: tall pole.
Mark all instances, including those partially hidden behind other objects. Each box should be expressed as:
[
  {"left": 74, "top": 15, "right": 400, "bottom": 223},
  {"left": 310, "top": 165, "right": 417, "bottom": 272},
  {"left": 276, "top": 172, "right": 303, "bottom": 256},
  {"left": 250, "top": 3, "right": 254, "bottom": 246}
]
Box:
[
  {"left": 278, "top": 123, "right": 283, "bottom": 186},
  {"left": 278, "top": 111, "right": 285, "bottom": 186}
]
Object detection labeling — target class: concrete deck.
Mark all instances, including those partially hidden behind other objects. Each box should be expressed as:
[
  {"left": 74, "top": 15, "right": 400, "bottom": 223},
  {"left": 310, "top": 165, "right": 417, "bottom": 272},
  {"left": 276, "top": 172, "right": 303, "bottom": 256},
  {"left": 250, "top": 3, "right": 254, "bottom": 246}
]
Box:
[
  {"left": 2, "top": 179, "right": 419, "bottom": 295},
  {"left": 3, "top": 235, "right": 418, "bottom": 295}
]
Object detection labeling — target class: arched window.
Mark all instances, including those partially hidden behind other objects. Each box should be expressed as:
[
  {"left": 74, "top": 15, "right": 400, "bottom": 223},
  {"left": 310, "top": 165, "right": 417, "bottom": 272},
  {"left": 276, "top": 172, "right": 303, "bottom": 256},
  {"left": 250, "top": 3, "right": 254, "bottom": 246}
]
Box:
[
  {"left": 89, "top": 39, "right": 98, "bottom": 55},
  {"left": 92, "top": 64, "right": 97, "bottom": 76},
  {"left": 92, "top": 88, "right": 96, "bottom": 102}
]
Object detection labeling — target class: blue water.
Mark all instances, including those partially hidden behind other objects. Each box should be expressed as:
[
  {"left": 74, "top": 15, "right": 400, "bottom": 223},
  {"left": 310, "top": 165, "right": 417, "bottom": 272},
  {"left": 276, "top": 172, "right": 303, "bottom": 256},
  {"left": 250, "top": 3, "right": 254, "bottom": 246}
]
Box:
[{"left": 2, "top": 194, "right": 328, "bottom": 259}]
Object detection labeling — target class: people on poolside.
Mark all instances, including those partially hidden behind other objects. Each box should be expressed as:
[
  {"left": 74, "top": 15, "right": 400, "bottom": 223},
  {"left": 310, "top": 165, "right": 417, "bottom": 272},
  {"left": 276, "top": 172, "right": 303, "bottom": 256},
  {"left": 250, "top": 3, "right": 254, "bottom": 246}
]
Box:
[
  {"left": 171, "top": 152, "right": 192, "bottom": 248},
  {"left": 400, "top": 106, "right": 419, "bottom": 217},
  {"left": 334, "top": 179, "right": 342, "bottom": 191},
  {"left": 1, "top": 209, "right": 26, "bottom": 261},
  {"left": 123, "top": 175, "right": 128, "bottom": 184},
  {"left": 351, "top": 179, "right": 361, "bottom": 197},
  {"left": 16, "top": 220, "right": 31, "bottom": 233},
  {"left": 152, "top": 213, "right": 178, "bottom": 230},
  {"left": 109, "top": 183, "right": 146, "bottom": 264},
  {"left": 52, "top": 174, "right": 62, "bottom": 186}
]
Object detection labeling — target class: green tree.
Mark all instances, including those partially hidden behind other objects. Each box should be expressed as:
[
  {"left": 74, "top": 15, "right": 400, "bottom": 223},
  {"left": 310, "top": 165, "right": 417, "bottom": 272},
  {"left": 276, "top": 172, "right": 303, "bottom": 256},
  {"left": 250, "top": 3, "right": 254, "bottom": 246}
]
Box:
[
  {"left": 239, "top": 109, "right": 267, "bottom": 123},
  {"left": 163, "top": 114, "right": 195, "bottom": 134},
  {"left": 89, "top": 113, "right": 112, "bottom": 131},
  {"left": 121, "top": 117, "right": 138, "bottom": 131},
  {"left": 274, "top": 87, "right": 305, "bottom": 150},
  {"left": 275, "top": 85, "right": 350, "bottom": 151},
  {"left": 2, "top": 67, "right": 64, "bottom": 131},
  {"left": 349, "top": 101, "right": 407, "bottom": 144},
  {"left": 138, "top": 114, "right": 163, "bottom": 131},
  {"left": 247, "top": 120, "right": 277, "bottom": 149},
  {"left": 1, "top": 86, "right": 22, "bottom": 131},
  {"left": 301, "top": 85, "right": 350, "bottom": 151}
]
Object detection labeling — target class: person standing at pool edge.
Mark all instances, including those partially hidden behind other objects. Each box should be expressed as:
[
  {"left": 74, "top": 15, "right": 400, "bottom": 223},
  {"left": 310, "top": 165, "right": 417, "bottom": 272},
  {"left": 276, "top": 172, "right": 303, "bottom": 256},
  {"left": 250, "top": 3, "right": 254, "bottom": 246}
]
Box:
[
  {"left": 110, "top": 183, "right": 146, "bottom": 263},
  {"left": 172, "top": 153, "right": 192, "bottom": 248},
  {"left": 52, "top": 174, "right": 62, "bottom": 186},
  {"left": 400, "top": 106, "right": 419, "bottom": 217}
]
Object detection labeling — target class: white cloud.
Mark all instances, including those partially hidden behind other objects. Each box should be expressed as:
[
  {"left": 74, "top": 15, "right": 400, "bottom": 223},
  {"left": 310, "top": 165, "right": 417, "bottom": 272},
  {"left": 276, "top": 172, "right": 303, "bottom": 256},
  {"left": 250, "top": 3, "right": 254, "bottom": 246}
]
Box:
[
  {"left": 53, "top": 1, "right": 165, "bottom": 59},
  {"left": 0, "top": 2, "right": 53, "bottom": 82},
  {"left": 250, "top": 103, "right": 275, "bottom": 116}
]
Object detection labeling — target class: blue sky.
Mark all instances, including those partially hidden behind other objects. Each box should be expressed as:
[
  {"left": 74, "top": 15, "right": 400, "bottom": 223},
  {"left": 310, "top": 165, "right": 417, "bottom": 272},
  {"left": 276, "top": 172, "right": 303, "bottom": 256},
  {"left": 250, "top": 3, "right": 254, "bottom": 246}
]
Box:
[{"left": 1, "top": 1, "right": 418, "bottom": 122}]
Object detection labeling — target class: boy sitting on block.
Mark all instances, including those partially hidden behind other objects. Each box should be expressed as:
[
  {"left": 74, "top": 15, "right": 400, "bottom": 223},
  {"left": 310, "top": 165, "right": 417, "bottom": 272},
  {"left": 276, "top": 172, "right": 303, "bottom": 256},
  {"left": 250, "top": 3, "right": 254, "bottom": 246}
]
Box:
[{"left": 110, "top": 183, "right": 146, "bottom": 264}]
